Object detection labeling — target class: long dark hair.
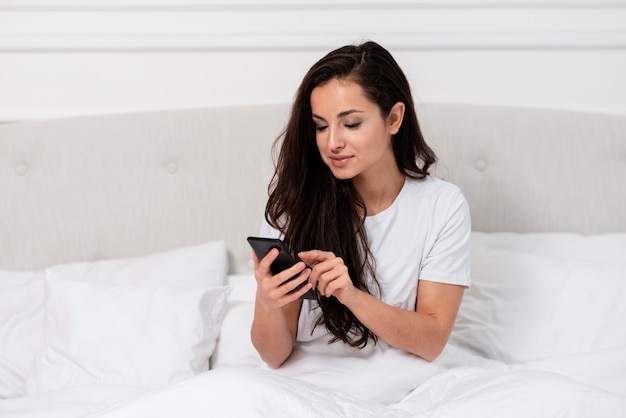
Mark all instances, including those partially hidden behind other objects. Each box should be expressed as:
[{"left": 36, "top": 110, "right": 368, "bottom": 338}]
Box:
[{"left": 265, "top": 41, "right": 437, "bottom": 348}]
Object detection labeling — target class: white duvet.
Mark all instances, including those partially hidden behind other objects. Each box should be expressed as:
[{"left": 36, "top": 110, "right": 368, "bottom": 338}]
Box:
[{"left": 2, "top": 343, "right": 624, "bottom": 418}]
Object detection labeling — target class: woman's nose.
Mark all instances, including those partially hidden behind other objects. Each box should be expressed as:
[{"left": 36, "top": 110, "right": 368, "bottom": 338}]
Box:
[{"left": 328, "top": 127, "right": 345, "bottom": 151}]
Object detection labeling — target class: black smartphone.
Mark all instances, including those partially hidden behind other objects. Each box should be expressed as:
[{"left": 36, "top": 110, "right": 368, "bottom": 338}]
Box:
[{"left": 247, "top": 236, "right": 317, "bottom": 300}]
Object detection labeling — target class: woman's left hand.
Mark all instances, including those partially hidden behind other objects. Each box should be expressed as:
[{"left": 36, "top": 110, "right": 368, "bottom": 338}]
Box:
[{"left": 298, "top": 250, "right": 359, "bottom": 305}]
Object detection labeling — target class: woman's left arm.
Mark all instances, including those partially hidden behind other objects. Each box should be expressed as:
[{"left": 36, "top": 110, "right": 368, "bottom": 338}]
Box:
[{"left": 298, "top": 250, "right": 464, "bottom": 361}]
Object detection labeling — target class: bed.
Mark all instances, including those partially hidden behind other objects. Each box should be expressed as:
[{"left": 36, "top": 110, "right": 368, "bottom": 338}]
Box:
[{"left": 1, "top": 102, "right": 625, "bottom": 417}]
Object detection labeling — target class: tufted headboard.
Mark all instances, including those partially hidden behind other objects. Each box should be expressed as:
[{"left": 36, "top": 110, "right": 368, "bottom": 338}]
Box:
[{"left": 1, "top": 103, "right": 625, "bottom": 274}]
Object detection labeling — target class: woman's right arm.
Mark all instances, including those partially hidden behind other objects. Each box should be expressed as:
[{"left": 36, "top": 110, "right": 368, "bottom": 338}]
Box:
[{"left": 250, "top": 248, "right": 312, "bottom": 368}]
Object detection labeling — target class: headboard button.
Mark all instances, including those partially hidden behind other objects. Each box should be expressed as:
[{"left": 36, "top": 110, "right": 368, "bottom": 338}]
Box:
[
  {"left": 15, "top": 163, "right": 28, "bottom": 176},
  {"left": 166, "top": 162, "right": 179, "bottom": 174},
  {"left": 475, "top": 159, "right": 488, "bottom": 172}
]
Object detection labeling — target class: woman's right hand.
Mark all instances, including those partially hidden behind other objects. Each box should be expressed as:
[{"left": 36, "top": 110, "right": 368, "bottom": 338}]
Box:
[{"left": 252, "top": 249, "right": 313, "bottom": 310}]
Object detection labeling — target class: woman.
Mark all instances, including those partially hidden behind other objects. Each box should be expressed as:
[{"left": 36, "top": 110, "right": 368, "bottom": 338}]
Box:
[{"left": 251, "top": 41, "right": 471, "bottom": 400}]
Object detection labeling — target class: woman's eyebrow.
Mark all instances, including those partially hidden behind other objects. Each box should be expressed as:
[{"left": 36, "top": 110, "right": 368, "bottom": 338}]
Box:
[
  {"left": 312, "top": 109, "right": 364, "bottom": 121},
  {"left": 337, "top": 109, "right": 364, "bottom": 118}
]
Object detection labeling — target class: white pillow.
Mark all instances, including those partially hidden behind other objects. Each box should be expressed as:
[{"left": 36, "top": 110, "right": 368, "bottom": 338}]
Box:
[
  {"left": 1, "top": 240, "right": 227, "bottom": 398},
  {"left": 451, "top": 232, "right": 626, "bottom": 363},
  {"left": 0, "top": 270, "right": 45, "bottom": 398},
  {"left": 26, "top": 275, "right": 230, "bottom": 394},
  {"left": 44, "top": 240, "right": 228, "bottom": 288},
  {"left": 211, "top": 275, "right": 262, "bottom": 369}
]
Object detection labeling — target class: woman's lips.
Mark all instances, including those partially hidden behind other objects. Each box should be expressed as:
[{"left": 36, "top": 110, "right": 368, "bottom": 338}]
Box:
[{"left": 329, "top": 155, "right": 352, "bottom": 168}]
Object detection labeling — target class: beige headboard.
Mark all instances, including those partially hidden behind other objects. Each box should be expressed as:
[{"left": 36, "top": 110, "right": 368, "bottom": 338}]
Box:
[{"left": 1, "top": 103, "right": 625, "bottom": 273}]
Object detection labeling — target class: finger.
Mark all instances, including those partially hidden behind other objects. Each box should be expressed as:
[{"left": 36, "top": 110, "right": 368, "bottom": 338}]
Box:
[
  {"left": 290, "top": 280, "right": 314, "bottom": 300},
  {"left": 313, "top": 256, "right": 343, "bottom": 284},
  {"left": 275, "top": 282, "right": 313, "bottom": 306},
  {"left": 267, "top": 269, "right": 312, "bottom": 306},
  {"left": 306, "top": 256, "right": 337, "bottom": 293},
  {"left": 323, "top": 270, "right": 348, "bottom": 296},
  {"left": 306, "top": 267, "right": 319, "bottom": 291},
  {"left": 298, "top": 250, "right": 334, "bottom": 265},
  {"left": 318, "top": 257, "right": 346, "bottom": 279},
  {"left": 281, "top": 268, "right": 312, "bottom": 295},
  {"left": 273, "top": 261, "right": 311, "bottom": 296},
  {"left": 317, "top": 262, "right": 348, "bottom": 297},
  {"left": 274, "top": 261, "right": 307, "bottom": 286},
  {"left": 258, "top": 248, "right": 280, "bottom": 272}
]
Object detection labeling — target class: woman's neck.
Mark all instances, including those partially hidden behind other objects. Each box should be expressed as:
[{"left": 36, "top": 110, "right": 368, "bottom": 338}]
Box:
[{"left": 353, "top": 169, "right": 406, "bottom": 216}]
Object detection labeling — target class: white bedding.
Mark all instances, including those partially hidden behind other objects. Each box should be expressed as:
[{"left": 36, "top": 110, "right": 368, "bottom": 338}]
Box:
[
  {"left": 1, "top": 233, "right": 625, "bottom": 417},
  {"left": 3, "top": 350, "right": 624, "bottom": 418}
]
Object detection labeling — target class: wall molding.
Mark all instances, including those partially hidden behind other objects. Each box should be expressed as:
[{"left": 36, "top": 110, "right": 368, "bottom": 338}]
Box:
[
  {"left": 1, "top": 0, "right": 626, "bottom": 10},
  {"left": 2, "top": 1, "right": 625, "bottom": 121},
  {"left": 1, "top": 31, "right": 625, "bottom": 52},
  {"left": 2, "top": 1, "right": 624, "bottom": 51}
]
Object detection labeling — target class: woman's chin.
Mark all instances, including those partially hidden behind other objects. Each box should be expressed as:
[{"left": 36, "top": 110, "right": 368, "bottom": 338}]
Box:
[{"left": 329, "top": 170, "right": 355, "bottom": 181}]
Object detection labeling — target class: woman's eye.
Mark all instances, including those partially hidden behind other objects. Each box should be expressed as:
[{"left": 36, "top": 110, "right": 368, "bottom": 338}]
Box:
[
  {"left": 345, "top": 122, "right": 362, "bottom": 129},
  {"left": 315, "top": 125, "right": 328, "bottom": 132}
]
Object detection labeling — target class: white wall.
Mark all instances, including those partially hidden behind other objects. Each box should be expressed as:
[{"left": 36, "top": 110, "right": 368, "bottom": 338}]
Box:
[{"left": 1, "top": 0, "right": 625, "bottom": 122}]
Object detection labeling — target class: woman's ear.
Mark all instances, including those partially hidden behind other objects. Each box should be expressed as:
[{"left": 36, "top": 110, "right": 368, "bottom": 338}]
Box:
[{"left": 387, "top": 102, "right": 405, "bottom": 135}]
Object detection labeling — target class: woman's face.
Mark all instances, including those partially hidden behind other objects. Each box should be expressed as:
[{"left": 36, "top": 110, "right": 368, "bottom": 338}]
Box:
[{"left": 310, "top": 78, "right": 403, "bottom": 183}]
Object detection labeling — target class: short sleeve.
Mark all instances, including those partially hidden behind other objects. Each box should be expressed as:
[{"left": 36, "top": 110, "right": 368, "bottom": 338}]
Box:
[
  {"left": 419, "top": 187, "right": 472, "bottom": 287},
  {"left": 258, "top": 217, "right": 281, "bottom": 239}
]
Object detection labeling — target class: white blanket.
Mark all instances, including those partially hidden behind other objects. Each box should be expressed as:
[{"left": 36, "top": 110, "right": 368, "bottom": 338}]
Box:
[{"left": 2, "top": 343, "right": 624, "bottom": 418}]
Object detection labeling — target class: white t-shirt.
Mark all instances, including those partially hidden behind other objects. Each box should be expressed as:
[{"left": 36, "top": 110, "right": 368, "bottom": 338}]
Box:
[
  {"left": 258, "top": 176, "right": 471, "bottom": 403},
  {"left": 260, "top": 176, "right": 471, "bottom": 341}
]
